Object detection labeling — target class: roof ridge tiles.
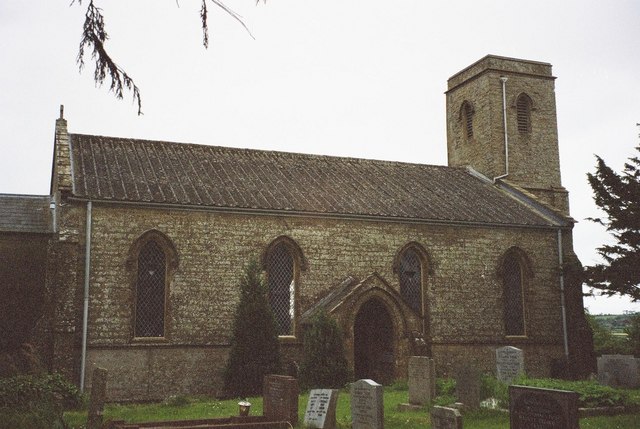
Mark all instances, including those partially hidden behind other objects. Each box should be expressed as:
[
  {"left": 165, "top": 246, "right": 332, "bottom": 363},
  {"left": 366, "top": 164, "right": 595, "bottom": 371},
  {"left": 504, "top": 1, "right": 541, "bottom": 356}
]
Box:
[{"left": 69, "top": 132, "right": 456, "bottom": 170}]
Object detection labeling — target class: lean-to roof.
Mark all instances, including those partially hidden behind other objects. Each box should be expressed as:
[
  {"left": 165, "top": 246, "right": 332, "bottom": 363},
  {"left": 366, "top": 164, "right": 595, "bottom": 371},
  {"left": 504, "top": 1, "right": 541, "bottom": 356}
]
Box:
[{"left": 0, "top": 194, "right": 52, "bottom": 233}]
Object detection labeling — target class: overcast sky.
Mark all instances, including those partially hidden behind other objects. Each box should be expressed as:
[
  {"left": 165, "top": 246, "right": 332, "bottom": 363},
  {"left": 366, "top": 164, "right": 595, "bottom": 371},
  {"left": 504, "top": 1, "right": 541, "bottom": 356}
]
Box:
[{"left": 1, "top": 1, "right": 639, "bottom": 314}]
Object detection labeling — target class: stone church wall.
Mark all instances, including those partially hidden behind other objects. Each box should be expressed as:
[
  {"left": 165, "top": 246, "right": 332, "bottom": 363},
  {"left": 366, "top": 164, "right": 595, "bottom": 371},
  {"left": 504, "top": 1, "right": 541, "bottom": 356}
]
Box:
[{"left": 59, "top": 202, "right": 567, "bottom": 401}]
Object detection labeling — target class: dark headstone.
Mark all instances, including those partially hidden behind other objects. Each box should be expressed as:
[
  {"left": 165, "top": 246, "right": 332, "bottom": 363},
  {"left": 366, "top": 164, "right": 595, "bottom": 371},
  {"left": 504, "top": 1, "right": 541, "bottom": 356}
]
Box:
[
  {"left": 350, "top": 379, "right": 384, "bottom": 429},
  {"left": 454, "top": 365, "right": 480, "bottom": 409},
  {"left": 509, "top": 385, "right": 579, "bottom": 429},
  {"left": 263, "top": 374, "right": 299, "bottom": 425},
  {"left": 430, "top": 405, "right": 463, "bottom": 429},
  {"left": 87, "top": 367, "right": 108, "bottom": 429},
  {"left": 496, "top": 346, "right": 524, "bottom": 384},
  {"left": 303, "top": 389, "right": 339, "bottom": 429}
]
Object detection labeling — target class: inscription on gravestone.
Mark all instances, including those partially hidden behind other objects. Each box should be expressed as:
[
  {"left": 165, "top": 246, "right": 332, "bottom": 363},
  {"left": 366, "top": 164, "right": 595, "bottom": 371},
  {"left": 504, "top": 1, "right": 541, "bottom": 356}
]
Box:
[
  {"left": 496, "top": 346, "right": 524, "bottom": 384},
  {"left": 350, "top": 379, "right": 384, "bottom": 429},
  {"left": 303, "top": 389, "right": 339, "bottom": 429},
  {"left": 509, "top": 385, "right": 579, "bottom": 429},
  {"left": 263, "top": 374, "right": 299, "bottom": 425},
  {"left": 430, "top": 405, "right": 463, "bottom": 429},
  {"left": 408, "top": 356, "right": 436, "bottom": 405}
]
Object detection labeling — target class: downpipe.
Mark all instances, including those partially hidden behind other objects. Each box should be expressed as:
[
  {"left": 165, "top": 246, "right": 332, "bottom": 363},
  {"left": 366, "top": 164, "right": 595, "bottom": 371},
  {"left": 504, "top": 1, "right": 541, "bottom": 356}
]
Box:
[
  {"left": 80, "top": 201, "right": 92, "bottom": 392},
  {"left": 557, "top": 229, "right": 570, "bottom": 358},
  {"left": 494, "top": 76, "right": 510, "bottom": 182}
]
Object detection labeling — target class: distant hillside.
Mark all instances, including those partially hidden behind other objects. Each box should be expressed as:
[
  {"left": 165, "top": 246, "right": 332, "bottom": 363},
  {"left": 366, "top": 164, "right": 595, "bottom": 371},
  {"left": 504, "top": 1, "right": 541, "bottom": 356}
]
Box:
[{"left": 593, "top": 313, "right": 639, "bottom": 335}]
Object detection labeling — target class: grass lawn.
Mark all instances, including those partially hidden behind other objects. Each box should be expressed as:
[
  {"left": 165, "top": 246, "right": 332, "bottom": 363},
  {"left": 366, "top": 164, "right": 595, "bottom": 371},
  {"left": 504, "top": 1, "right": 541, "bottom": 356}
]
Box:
[{"left": 64, "top": 387, "right": 640, "bottom": 429}]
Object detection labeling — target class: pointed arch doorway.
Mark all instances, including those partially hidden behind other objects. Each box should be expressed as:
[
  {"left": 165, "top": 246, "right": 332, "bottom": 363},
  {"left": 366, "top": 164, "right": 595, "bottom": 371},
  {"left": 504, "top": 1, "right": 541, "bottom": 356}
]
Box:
[{"left": 353, "top": 299, "right": 395, "bottom": 384}]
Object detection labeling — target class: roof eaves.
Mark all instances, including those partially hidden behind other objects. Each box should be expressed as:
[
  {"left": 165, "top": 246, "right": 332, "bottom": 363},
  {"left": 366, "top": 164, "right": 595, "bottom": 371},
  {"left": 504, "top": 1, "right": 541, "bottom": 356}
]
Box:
[
  {"left": 495, "top": 181, "right": 573, "bottom": 228},
  {"left": 68, "top": 196, "right": 561, "bottom": 230}
]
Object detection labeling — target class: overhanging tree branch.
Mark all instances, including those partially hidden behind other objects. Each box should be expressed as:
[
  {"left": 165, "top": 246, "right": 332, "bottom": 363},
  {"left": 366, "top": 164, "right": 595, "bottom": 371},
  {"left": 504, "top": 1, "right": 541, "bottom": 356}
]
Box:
[
  {"left": 74, "top": 0, "right": 257, "bottom": 115},
  {"left": 75, "top": 0, "right": 142, "bottom": 115}
]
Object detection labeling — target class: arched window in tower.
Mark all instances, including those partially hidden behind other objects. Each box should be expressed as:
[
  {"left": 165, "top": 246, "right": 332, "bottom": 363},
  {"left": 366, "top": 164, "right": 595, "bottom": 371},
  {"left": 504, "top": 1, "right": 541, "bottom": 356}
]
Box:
[
  {"left": 502, "top": 250, "right": 527, "bottom": 336},
  {"left": 460, "top": 101, "right": 475, "bottom": 140},
  {"left": 266, "top": 241, "right": 296, "bottom": 336},
  {"left": 516, "top": 93, "right": 533, "bottom": 134},
  {"left": 399, "top": 247, "right": 423, "bottom": 314},
  {"left": 135, "top": 240, "right": 167, "bottom": 337}
]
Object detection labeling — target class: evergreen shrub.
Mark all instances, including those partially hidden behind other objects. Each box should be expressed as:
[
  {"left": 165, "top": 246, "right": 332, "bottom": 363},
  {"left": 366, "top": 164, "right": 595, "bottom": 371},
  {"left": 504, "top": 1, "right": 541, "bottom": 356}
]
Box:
[
  {"left": 223, "top": 259, "right": 281, "bottom": 398},
  {"left": 298, "top": 311, "right": 351, "bottom": 390}
]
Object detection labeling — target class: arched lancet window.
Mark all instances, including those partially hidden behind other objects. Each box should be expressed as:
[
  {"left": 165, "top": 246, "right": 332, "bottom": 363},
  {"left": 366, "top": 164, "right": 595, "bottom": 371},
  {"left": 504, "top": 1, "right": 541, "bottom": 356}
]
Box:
[
  {"left": 128, "top": 230, "right": 178, "bottom": 339},
  {"left": 136, "top": 240, "right": 166, "bottom": 337},
  {"left": 394, "top": 243, "right": 430, "bottom": 316},
  {"left": 264, "top": 237, "right": 305, "bottom": 337},
  {"left": 399, "top": 248, "right": 423, "bottom": 314},
  {"left": 460, "top": 101, "right": 475, "bottom": 140},
  {"left": 501, "top": 248, "right": 530, "bottom": 336},
  {"left": 516, "top": 93, "right": 533, "bottom": 134}
]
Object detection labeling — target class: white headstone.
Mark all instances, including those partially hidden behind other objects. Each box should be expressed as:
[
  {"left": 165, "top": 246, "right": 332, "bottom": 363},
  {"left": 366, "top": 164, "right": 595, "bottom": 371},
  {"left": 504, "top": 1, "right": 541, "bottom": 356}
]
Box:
[
  {"left": 496, "top": 346, "right": 525, "bottom": 384},
  {"left": 303, "top": 389, "right": 339, "bottom": 429}
]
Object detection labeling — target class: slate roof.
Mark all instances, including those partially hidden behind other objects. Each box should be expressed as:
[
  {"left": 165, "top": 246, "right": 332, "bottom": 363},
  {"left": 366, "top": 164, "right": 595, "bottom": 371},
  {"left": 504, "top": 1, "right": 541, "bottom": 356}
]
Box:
[
  {"left": 68, "top": 133, "right": 568, "bottom": 228},
  {"left": 0, "top": 194, "right": 52, "bottom": 233}
]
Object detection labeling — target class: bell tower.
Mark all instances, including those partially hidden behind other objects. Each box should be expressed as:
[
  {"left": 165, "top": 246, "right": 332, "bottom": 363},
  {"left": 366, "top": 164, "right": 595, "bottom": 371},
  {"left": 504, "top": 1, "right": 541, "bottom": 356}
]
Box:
[{"left": 445, "top": 55, "right": 569, "bottom": 215}]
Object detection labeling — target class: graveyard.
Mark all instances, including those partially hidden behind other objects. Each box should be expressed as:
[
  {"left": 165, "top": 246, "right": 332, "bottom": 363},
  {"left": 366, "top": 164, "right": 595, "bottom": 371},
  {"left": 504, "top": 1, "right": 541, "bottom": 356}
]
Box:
[{"left": 61, "top": 374, "right": 640, "bottom": 429}]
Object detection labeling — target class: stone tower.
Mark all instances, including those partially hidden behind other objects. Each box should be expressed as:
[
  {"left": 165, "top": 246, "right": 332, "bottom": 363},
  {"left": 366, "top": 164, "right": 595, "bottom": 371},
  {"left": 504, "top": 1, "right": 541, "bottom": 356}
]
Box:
[{"left": 446, "top": 55, "right": 569, "bottom": 215}]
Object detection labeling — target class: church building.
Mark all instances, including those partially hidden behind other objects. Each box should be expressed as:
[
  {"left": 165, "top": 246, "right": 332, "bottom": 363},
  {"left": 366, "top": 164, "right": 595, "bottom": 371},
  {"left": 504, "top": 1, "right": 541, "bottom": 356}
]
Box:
[{"left": 0, "top": 55, "right": 593, "bottom": 401}]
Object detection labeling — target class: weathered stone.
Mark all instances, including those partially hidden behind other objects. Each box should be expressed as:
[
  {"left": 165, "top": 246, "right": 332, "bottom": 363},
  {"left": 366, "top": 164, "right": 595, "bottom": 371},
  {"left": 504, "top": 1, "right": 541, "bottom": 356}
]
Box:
[
  {"left": 408, "top": 356, "right": 436, "bottom": 405},
  {"left": 430, "top": 405, "right": 463, "bottom": 429},
  {"left": 454, "top": 365, "right": 480, "bottom": 409},
  {"left": 509, "top": 385, "right": 579, "bottom": 429},
  {"left": 87, "top": 367, "right": 108, "bottom": 429},
  {"left": 597, "top": 354, "right": 640, "bottom": 388},
  {"left": 263, "top": 375, "right": 299, "bottom": 425},
  {"left": 351, "top": 379, "right": 383, "bottom": 429}
]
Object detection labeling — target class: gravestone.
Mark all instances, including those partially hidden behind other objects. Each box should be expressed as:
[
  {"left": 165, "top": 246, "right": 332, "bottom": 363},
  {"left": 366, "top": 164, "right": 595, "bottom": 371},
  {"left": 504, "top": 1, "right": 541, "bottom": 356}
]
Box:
[
  {"left": 454, "top": 365, "right": 480, "bottom": 409},
  {"left": 509, "top": 385, "right": 579, "bottom": 429},
  {"left": 430, "top": 405, "right": 463, "bottom": 429},
  {"left": 350, "top": 379, "right": 384, "bottom": 429},
  {"left": 263, "top": 374, "right": 299, "bottom": 425},
  {"left": 597, "top": 354, "right": 640, "bottom": 388},
  {"left": 87, "top": 367, "right": 108, "bottom": 429},
  {"left": 398, "top": 356, "right": 436, "bottom": 411},
  {"left": 496, "top": 346, "right": 524, "bottom": 384},
  {"left": 408, "top": 356, "right": 436, "bottom": 404},
  {"left": 303, "top": 389, "right": 339, "bottom": 429}
]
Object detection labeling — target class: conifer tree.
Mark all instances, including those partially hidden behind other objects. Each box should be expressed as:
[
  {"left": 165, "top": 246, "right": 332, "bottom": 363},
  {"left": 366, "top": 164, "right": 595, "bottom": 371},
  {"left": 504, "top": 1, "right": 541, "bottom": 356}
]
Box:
[
  {"left": 585, "top": 130, "right": 640, "bottom": 301},
  {"left": 223, "top": 259, "right": 281, "bottom": 397},
  {"left": 299, "top": 311, "right": 351, "bottom": 390}
]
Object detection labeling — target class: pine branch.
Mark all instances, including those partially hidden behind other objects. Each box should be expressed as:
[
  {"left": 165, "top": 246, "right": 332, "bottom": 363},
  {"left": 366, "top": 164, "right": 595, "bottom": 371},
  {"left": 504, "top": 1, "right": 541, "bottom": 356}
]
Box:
[
  {"left": 201, "top": 0, "right": 209, "bottom": 48},
  {"left": 74, "top": 0, "right": 258, "bottom": 115},
  {"left": 585, "top": 142, "right": 640, "bottom": 301},
  {"left": 76, "top": 0, "right": 143, "bottom": 115}
]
